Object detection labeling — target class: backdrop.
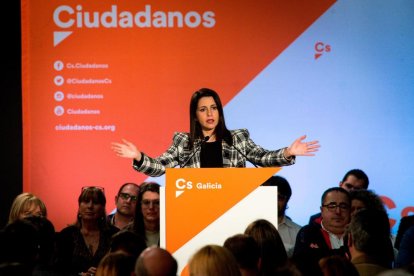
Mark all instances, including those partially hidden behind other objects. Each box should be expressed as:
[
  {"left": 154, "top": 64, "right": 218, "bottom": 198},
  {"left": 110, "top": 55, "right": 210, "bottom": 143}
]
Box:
[{"left": 21, "top": 0, "right": 414, "bottom": 232}]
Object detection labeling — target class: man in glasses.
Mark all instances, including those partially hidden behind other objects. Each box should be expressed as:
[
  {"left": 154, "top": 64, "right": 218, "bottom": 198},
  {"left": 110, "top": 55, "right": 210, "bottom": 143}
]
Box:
[
  {"left": 308, "top": 168, "right": 369, "bottom": 226},
  {"left": 293, "top": 187, "right": 351, "bottom": 276},
  {"left": 108, "top": 183, "right": 140, "bottom": 230}
]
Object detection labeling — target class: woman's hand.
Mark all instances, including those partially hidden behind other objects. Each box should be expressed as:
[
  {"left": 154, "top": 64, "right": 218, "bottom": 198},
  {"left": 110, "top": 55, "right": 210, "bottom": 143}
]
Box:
[
  {"left": 285, "top": 135, "right": 320, "bottom": 158},
  {"left": 111, "top": 139, "right": 142, "bottom": 161}
]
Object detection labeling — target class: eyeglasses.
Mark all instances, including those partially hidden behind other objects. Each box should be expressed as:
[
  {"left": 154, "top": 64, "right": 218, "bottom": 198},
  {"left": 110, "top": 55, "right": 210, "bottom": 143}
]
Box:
[
  {"left": 141, "top": 199, "right": 160, "bottom": 208},
  {"left": 322, "top": 203, "right": 350, "bottom": 212},
  {"left": 119, "top": 192, "right": 138, "bottom": 202},
  {"left": 82, "top": 186, "right": 105, "bottom": 193}
]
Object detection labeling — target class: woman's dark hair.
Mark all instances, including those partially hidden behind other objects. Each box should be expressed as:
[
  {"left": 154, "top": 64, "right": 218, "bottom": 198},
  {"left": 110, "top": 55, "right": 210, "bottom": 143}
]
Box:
[
  {"left": 76, "top": 187, "right": 108, "bottom": 229},
  {"left": 110, "top": 230, "right": 147, "bottom": 260},
  {"left": 189, "top": 88, "right": 232, "bottom": 149},
  {"left": 132, "top": 182, "right": 160, "bottom": 240},
  {"left": 349, "top": 189, "right": 386, "bottom": 213},
  {"left": 223, "top": 234, "right": 260, "bottom": 271},
  {"left": 24, "top": 216, "right": 56, "bottom": 266},
  {"left": 244, "top": 219, "right": 288, "bottom": 275},
  {"left": 78, "top": 187, "right": 106, "bottom": 206}
]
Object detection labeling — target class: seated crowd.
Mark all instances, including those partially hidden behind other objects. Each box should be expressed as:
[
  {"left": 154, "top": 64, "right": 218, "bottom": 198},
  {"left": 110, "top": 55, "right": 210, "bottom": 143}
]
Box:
[{"left": 1, "top": 169, "right": 414, "bottom": 276}]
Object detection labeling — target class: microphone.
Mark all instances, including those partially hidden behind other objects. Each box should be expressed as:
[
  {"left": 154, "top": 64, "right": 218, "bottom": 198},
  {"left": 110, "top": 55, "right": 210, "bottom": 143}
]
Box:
[
  {"left": 231, "top": 135, "right": 260, "bottom": 168},
  {"left": 180, "top": 136, "right": 210, "bottom": 168}
]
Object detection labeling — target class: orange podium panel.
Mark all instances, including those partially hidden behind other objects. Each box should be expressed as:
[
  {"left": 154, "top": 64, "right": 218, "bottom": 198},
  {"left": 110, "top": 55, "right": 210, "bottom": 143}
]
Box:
[{"left": 160, "top": 167, "right": 281, "bottom": 274}]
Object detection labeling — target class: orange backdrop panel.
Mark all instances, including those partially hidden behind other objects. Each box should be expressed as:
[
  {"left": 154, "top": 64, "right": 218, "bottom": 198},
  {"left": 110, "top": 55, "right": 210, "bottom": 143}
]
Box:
[{"left": 21, "top": 0, "right": 335, "bottom": 230}]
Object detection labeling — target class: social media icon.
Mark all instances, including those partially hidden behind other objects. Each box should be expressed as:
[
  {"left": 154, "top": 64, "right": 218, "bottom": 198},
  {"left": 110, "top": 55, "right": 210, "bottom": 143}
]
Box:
[
  {"left": 54, "top": 105, "right": 64, "bottom": 116},
  {"left": 54, "top": 91, "right": 64, "bottom": 102},
  {"left": 54, "top": 75, "right": 65, "bottom": 86},
  {"left": 54, "top": 60, "right": 64, "bottom": 71}
]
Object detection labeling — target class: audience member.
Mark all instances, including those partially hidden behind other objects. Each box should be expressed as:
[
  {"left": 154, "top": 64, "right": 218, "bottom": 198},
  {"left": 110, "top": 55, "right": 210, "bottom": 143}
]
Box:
[
  {"left": 126, "top": 182, "right": 160, "bottom": 247},
  {"left": 54, "top": 186, "right": 119, "bottom": 276},
  {"left": 293, "top": 187, "right": 351, "bottom": 276},
  {"left": 109, "top": 230, "right": 147, "bottom": 260},
  {"left": 274, "top": 260, "right": 303, "bottom": 276},
  {"left": 395, "top": 225, "right": 414, "bottom": 268},
  {"left": 346, "top": 209, "right": 394, "bottom": 276},
  {"left": 338, "top": 169, "right": 369, "bottom": 191},
  {"left": 308, "top": 169, "right": 369, "bottom": 225},
  {"left": 318, "top": 255, "right": 359, "bottom": 276},
  {"left": 135, "top": 246, "right": 178, "bottom": 276},
  {"left": 244, "top": 219, "right": 287, "bottom": 276},
  {"left": 24, "top": 216, "right": 58, "bottom": 276},
  {"left": 7, "top": 192, "right": 47, "bottom": 224},
  {"left": 349, "top": 189, "right": 398, "bottom": 259},
  {"left": 107, "top": 182, "right": 140, "bottom": 230},
  {"left": 261, "top": 175, "right": 301, "bottom": 257},
  {"left": 377, "top": 268, "right": 414, "bottom": 276},
  {"left": 223, "top": 233, "right": 261, "bottom": 276},
  {"left": 349, "top": 189, "right": 386, "bottom": 217},
  {"left": 188, "top": 244, "right": 241, "bottom": 276},
  {"left": 96, "top": 251, "right": 135, "bottom": 276},
  {"left": 395, "top": 215, "right": 414, "bottom": 250},
  {"left": 0, "top": 219, "right": 40, "bottom": 275}
]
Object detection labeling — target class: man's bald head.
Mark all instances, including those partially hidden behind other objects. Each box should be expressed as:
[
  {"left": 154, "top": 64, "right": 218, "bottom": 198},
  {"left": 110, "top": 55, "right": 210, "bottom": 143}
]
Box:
[{"left": 135, "top": 247, "right": 178, "bottom": 276}]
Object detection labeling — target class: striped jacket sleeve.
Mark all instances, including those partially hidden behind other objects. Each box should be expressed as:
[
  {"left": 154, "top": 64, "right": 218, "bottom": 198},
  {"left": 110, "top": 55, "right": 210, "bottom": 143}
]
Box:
[{"left": 132, "top": 132, "right": 190, "bottom": 177}]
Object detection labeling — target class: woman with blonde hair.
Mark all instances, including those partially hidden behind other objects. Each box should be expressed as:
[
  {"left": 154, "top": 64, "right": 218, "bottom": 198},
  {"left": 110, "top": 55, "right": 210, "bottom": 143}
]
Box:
[
  {"left": 189, "top": 244, "right": 241, "bottom": 276},
  {"left": 8, "top": 192, "right": 47, "bottom": 224}
]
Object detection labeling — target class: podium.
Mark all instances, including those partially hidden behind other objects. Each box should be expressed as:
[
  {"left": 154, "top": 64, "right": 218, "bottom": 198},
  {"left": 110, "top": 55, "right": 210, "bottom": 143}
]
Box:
[{"left": 160, "top": 168, "right": 281, "bottom": 275}]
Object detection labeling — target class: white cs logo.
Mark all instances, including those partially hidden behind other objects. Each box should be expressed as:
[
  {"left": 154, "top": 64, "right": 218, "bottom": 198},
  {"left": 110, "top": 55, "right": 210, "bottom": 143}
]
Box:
[{"left": 176, "top": 178, "right": 193, "bottom": 190}]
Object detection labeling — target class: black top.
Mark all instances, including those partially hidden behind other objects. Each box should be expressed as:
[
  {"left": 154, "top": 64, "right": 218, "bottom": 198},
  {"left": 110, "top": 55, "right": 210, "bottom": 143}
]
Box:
[
  {"left": 200, "top": 140, "right": 223, "bottom": 168},
  {"left": 54, "top": 225, "right": 119, "bottom": 275}
]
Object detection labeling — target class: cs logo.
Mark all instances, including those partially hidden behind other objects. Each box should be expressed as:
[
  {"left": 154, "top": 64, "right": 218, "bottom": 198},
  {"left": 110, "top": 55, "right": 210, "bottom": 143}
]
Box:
[
  {"left": 381, "top": 195, "right": 414, "bottom": 230},
  {"left": 314, "top": 41, "right": 331, "bottom": 60},
  {"left": 175, "top": 178, "right": 193, "bottom": 198}
]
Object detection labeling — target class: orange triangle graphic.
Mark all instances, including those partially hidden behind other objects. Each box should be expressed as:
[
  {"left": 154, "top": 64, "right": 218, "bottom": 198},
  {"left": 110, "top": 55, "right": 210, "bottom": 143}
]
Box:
[{"left": 165, "top": 168, "right": 281, "bottom": 253}]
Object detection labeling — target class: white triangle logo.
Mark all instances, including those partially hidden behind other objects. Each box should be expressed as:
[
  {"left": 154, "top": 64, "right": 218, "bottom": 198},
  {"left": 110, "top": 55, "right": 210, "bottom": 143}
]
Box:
[
  {"left": 54, "top": 31, "right": 73, "bottom": 47},
  {"left": 175, "top": 190, "right": 184, "bottom": 198}
]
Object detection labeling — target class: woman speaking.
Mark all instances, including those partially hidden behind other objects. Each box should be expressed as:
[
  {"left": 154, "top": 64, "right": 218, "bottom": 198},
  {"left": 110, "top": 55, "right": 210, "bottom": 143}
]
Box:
[{"left": 111, "top": 88, "right": 320, "bottom": 177}]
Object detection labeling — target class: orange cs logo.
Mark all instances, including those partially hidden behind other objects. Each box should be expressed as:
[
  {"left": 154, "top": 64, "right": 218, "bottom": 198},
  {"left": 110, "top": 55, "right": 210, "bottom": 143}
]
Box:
[
  {"left": 380, "top": 195, "right": 414, "bottom": 230},
  {"left": 314, "top": 41, "right": 331, "bottom": 60}
]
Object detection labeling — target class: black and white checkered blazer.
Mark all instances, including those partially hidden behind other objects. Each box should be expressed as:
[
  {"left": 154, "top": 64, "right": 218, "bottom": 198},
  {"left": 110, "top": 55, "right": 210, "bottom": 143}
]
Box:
[{"left": 133, "top": 128, "right": 295, "bottom": 177}]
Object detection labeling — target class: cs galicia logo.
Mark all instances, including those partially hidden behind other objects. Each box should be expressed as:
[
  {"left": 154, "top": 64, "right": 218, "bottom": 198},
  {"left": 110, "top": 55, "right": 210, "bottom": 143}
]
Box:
[{"left": 175, "top": 178, "right": 222, "bottom": 198}]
